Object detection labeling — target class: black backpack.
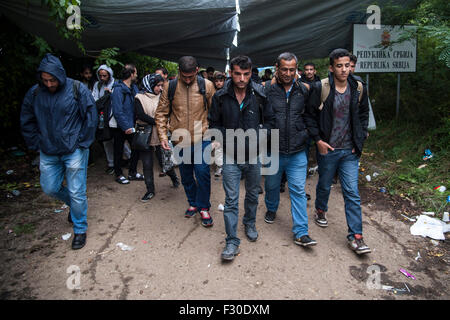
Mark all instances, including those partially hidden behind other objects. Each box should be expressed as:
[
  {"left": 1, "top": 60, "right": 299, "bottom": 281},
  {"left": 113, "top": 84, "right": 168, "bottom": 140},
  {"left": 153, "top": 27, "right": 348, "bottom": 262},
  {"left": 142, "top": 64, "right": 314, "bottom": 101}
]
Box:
[
  {"left": 95, "top": 82, "right": 125, "bottom": 142},
  {"left": 167, "top": 76, "right": 209, "bottom": 115}
]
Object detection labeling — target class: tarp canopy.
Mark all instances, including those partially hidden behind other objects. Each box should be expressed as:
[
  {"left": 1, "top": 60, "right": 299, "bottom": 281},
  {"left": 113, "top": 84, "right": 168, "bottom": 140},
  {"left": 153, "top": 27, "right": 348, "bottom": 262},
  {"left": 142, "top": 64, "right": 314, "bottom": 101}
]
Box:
[{"left": 0, "top": 0, "right": 410, "bottom": 69}]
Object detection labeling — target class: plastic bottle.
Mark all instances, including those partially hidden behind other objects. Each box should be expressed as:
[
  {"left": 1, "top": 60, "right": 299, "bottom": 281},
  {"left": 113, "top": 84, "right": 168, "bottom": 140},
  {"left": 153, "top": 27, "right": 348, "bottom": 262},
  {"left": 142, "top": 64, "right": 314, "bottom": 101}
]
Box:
[{"left": 99, "top": 112, "right": 105, "bottom": 129}]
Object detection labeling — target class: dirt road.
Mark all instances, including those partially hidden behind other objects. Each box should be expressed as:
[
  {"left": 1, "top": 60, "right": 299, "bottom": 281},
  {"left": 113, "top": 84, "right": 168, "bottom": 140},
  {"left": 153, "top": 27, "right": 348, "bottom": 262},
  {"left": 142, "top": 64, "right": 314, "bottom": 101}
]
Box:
[{"left": 0, "top": 157, "right": 449, "bottom": 300}]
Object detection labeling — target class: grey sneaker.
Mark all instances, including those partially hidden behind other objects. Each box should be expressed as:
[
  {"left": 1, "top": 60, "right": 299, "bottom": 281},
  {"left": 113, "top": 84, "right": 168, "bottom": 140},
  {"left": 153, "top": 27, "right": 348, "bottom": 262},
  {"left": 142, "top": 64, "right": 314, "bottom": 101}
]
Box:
[
  {"left": 348, "top": 234, "right": 371, "bottom": 254},
  {"left": 314, "top": 208, "right": 328, "bottom": 228},
  {"left": 244, "top": 224, "right": 258, "bottom": 242},
  {"left": 294, "top": 235, "right": 317, "bottom": 247},
  {"left": 264, "top": 211, "right": 276, "bottom": 224},
  {"left": 221, "top": 243, "right": 240, "bottom": 261}
]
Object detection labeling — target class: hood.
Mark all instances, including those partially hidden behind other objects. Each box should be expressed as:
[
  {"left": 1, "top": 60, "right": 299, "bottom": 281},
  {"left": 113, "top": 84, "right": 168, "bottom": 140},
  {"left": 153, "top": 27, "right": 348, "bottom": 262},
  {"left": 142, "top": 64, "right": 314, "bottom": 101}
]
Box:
[
  {"left": 96, "top": 64, "right": 114, "bottom": 85},
  {"left": 37, "top": 53, "right": 67, "bottom": 88}
]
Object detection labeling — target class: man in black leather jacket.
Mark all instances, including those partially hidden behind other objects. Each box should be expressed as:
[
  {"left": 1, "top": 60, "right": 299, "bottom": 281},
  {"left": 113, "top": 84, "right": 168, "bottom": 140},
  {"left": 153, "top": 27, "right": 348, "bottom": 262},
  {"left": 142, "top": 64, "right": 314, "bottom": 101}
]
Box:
[{"left": 263, "top": 52, "right": 318, "bottom": 247}]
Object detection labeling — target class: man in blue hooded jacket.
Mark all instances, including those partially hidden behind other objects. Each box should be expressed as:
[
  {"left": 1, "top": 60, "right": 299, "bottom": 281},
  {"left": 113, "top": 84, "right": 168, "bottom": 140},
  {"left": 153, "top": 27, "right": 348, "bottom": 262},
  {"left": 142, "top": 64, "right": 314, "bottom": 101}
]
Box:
[{"left": 20, "top": 53, "right": 98, "bottom": 250}]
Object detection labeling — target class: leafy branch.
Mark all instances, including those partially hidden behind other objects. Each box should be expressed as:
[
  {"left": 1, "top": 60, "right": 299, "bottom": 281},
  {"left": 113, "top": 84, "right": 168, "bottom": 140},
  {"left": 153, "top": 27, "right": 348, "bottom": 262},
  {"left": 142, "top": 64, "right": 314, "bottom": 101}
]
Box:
[
  {"left": 94, "top": 47, "right": 124, "bottom": 69},
  {"left": 36, "top": 0, "right": 86, "bottom": 54}
]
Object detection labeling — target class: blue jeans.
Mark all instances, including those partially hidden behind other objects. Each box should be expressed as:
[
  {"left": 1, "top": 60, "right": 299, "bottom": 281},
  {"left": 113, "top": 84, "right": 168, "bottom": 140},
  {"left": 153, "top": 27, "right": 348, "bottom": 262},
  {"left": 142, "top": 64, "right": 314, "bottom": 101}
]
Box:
[
  {"left": 40, "top": 148, "right": 89, "bottom": 234},
  {"left": 315, "top": 148, "right": 363, "bottom": 239},
  {"left": 178, "top": 140, "right": 211, "bottom": 209},
  {"left": 222, "top": 161, "right": 261, "bottom": 246},
  {"left": 265, "top": 151, "right": 309, "bottom": 238}
]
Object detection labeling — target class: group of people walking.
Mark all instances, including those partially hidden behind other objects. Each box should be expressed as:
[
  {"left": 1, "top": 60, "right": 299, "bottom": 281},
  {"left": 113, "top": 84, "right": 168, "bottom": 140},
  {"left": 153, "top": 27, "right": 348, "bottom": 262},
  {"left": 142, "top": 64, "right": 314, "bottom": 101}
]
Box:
[{"left": 20, "top": 48, "right": 371, "bottom": 260}]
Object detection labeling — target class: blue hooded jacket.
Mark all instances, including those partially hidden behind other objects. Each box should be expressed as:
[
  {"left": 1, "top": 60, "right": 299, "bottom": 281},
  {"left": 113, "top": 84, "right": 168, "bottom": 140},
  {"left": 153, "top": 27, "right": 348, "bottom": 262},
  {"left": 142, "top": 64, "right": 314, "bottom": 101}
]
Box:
[
  {"left": 111, "top": 80, "right": 139, "bottom": 131},
  {"left": 20, "top": 53, "right": 98, "bottom": 155}
]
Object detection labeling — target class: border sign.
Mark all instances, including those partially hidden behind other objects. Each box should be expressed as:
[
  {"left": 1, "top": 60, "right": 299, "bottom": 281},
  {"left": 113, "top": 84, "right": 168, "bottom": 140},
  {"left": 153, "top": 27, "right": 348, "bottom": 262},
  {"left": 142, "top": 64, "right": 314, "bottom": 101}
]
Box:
[{"left": 353, "top": 24, "right": 417, "bottom": 73}]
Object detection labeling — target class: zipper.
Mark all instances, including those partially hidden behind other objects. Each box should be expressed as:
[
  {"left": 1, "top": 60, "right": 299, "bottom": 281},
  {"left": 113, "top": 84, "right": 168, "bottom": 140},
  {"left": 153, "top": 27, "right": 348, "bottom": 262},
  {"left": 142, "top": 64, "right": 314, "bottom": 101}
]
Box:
[
  {"left": 186, "top": 84, "right": 190, "bottom": 133},
  {"left": 286, "top": 91, "right": 291, "bottom": 154}
]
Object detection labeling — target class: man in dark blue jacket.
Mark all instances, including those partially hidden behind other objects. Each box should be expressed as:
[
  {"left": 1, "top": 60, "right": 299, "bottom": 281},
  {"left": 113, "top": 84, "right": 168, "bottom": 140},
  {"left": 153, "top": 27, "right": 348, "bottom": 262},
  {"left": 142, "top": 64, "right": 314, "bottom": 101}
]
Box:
[
  {"left": 208, "top": 55, "right": 275, "bottom": 261},
  {"left": 20, "top": 53, "right": 97, "bottom": 250},
  {"left": 264, "top": 52, "right": 317, "bottom": 247},
  {"left": 110, "top": 64, "right": 143, "bottom": 184}
]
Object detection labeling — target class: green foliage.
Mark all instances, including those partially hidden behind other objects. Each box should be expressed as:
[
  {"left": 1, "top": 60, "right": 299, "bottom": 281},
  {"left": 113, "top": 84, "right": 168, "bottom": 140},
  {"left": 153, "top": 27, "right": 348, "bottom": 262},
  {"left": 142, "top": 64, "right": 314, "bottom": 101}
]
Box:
[
  {"left": 0, "top": 17, "right": 57, "bottom": 142},
  {"left": 363, "top": 119, "right": 450, "bottom": 215},
  {"left": 379, "top": 0, "right": 450, "bottom": 68},
  {"left": 35, "top": 0, "right": 85, "bottom": 53},
  {"left": 115, "top": 51, "right": 178, "bottom": 78},
  {"left": 94, "top": 47, "right": 123, "bottom": 69},
  {"left": 367, "top": 34, "right": 450, "bottom": 125}
]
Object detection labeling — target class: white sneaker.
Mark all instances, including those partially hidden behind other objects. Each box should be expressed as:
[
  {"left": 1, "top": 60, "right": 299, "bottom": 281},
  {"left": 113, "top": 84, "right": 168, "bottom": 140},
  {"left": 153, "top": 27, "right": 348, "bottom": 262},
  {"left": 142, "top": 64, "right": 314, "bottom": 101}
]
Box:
[{"left": 215, "top": 167, "right": 223, "bottom": 177}]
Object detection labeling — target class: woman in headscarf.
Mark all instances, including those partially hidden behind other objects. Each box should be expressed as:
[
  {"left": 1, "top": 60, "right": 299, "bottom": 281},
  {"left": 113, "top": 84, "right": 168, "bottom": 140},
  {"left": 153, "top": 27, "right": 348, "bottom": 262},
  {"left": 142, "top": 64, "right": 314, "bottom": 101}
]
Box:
[{"left": 134, "top": 73, "right": 180, "bottom": 202}]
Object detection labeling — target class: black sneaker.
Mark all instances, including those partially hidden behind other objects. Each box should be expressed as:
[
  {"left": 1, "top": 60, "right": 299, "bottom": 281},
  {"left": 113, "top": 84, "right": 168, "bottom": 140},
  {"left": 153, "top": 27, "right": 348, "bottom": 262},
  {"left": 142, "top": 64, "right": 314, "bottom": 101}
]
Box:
[
  {"left": 294, "top": 235, "right": 317, "bottom": 247},
  {"left": 280, "top": 183, "right": 285, "bottom": 193},
  {"left": 72, "top": 233, "right": 86, "bottom": 250},
  {"left": 141, "top": 192, "right": 155, "bottom": 202},
  {"left": 314, "top": 208, "right": 328, "bottom": 228},
  {"left": 115, "top": 175, "right": 130, "bottom": 184},
  {"left": 264, "top": 211, "right": 276, "bottom": 224},
  {"left": 105, "top": 167, "right": 114, "bottom": 175},
  {"left": 348, "top": 234, "right": 371, "bottom": 255},
  {"left": 128, "top": 173, "right": 144, "bottom": 181},
  {"left": 171, "top": 177, "right": 180, "bottom": 188},
  {"left": 306, "top": 193, "right": 311, "bottom": 201}
]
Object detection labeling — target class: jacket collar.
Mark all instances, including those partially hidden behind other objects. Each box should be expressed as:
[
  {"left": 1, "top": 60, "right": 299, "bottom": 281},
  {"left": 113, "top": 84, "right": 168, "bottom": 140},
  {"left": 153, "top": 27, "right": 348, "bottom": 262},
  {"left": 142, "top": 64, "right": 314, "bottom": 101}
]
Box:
[{"left": 328, "top": 72, "right": 358, "bottom": 89}]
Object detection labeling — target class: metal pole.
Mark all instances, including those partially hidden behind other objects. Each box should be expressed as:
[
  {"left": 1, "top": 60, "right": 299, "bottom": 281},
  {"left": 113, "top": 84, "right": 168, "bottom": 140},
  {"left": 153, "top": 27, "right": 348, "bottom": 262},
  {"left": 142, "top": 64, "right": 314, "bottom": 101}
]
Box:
[
  {"left": 366, "top": 74, "right": 369, "bottom": 96},
  {"left": 396, "top": 73, "right": 400, "bottom": 118}
]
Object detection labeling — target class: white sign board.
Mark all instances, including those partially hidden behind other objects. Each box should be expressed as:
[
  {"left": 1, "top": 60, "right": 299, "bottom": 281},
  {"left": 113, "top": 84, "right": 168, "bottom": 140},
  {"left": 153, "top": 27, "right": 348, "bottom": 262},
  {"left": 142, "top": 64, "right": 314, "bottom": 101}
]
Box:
[{"left": 353, "top": 24, "right": 417, "bottom": 73}]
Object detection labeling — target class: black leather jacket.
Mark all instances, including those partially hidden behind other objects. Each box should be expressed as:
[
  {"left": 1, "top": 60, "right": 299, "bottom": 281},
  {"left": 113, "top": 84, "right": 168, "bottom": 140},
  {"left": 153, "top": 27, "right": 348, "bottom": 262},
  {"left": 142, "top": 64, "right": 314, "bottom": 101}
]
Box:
[{"left": 265, "top": 80, "right": 311, "bottom": 155}]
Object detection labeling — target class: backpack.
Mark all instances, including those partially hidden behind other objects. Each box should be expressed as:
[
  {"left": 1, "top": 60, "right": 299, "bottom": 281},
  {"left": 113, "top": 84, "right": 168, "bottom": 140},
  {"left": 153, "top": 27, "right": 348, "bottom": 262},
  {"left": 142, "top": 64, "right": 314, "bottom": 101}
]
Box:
[
  {"left": 95, "top": 83, "right": 125, "bottom": 141},
  {"left": 318, "top": 78, "right": 363, "bottom": 111},
  {"left": 167, "top": 76, "right": 209, "bottom": 115}
]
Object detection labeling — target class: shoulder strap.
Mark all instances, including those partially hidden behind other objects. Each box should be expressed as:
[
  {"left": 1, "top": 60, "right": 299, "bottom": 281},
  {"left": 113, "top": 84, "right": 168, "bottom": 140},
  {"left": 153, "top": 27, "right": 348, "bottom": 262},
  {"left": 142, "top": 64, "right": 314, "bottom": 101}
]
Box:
[
  {"left": 168, "top": 78, "right": 178, "bottom": 116},
  {"left": 197, "top": 76, "right": 208, "bottom": 110},
  {"left": 251, "top": 88, "right": 265, "bottom": 125},
  {"left": 357, "top": 80, "right": 363, "bottom": 103},
  {"left": 97, "top": 81, "right": 102, "bottom": 92},
  {"left": 73, "top": 80, "right": 80, "bottom": 102},
  {"left": 319, "top": 78, "right": 330, "bottom": 111}
]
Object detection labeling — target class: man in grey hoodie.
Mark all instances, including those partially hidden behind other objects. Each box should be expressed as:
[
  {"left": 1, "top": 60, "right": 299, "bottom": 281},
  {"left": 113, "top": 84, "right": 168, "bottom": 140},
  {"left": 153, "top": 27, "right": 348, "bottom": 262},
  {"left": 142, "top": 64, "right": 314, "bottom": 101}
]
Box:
[{"left": 92, "top": 64, "right": 131, "bottom": 174}]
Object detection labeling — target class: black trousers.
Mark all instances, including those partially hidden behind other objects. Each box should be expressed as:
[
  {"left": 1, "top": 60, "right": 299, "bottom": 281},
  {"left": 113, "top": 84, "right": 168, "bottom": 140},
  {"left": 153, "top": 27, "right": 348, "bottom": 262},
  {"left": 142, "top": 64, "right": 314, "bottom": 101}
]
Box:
[
  {"left": 141, "top": 146, "right": 178, "bottom": 193},
  {"left": 111, "top": 128, "right": 139, "bottom": 177}
]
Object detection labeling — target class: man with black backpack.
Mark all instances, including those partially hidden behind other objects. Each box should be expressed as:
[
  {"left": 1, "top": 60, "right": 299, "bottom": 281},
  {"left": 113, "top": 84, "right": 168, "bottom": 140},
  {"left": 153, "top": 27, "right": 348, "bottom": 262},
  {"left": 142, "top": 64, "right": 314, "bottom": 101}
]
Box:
[
  {"left": 20, "top": 53, "right": 97, "bottom": 250},
  {"left": 305, "top": 48, "right": 371, "bottom": 255},
  {"left": 155, "top": 56, "right": 215, "bottom": 228},
  {"left": 93, "top": 64, "right": 131, "bottom": 175},
  {"left": 110, "top": 63, "right": 143, "bottom": 185},
  {"left": 208, "top": 55, "right": 275, "bottom": 261}
]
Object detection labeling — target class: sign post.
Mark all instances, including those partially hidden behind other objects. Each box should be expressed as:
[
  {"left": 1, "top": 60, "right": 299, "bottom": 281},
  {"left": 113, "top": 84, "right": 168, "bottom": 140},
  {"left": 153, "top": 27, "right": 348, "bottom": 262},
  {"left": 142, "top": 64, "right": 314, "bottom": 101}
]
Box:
[
  {"left": 396, "top": 73, "right": 401, "bottom": 118},
  {"left": 353, "top": 24, "right": 417, "bottom": 117}
]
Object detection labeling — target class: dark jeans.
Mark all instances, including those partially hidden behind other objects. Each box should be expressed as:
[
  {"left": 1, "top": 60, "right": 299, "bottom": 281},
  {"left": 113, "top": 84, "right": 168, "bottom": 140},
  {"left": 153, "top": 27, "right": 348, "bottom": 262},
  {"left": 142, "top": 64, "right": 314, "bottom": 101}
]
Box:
[
  {"left": 111, "top": 128, "right": 139, "bottom": 177},
  {"left": 178, "top": 141, "right": 211, "bottom": 209},
  {"left": 141, "top": 146, "right": 178, "bottom": 193}
]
